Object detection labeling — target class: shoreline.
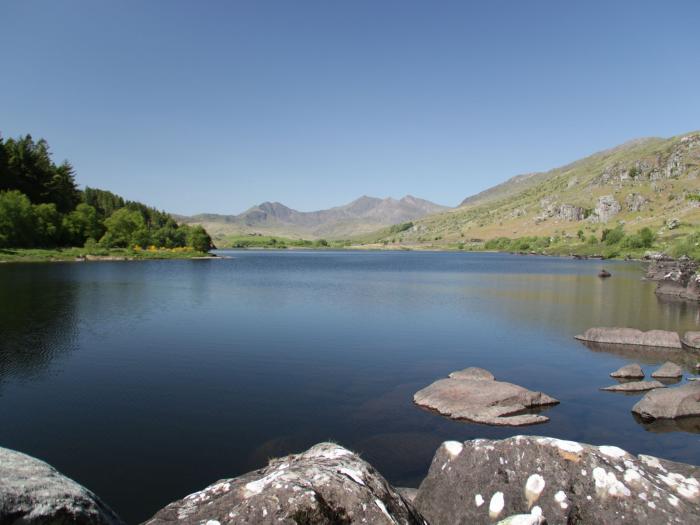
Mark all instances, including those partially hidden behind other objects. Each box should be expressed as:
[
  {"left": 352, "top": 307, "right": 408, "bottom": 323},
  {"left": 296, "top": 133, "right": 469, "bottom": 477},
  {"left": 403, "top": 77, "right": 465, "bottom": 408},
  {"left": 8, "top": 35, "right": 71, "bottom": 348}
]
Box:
[{"left": 0, "top": 247, "right": 219, "bottom": 264}]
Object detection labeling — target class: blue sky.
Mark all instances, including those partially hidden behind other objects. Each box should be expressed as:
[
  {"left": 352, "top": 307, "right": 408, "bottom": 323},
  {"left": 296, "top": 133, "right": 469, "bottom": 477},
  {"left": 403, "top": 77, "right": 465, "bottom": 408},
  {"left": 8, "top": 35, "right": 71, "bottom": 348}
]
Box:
[{"left": 1, "top": 1, "right": 699, "bottom": 215}]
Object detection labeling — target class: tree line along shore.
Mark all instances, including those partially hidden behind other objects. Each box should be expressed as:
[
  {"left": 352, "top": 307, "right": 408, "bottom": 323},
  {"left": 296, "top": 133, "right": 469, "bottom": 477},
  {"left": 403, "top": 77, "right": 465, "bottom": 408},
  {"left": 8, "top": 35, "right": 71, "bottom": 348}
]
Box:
[{"left": 0, "top": 132, "right": 213, "bottom": 262}]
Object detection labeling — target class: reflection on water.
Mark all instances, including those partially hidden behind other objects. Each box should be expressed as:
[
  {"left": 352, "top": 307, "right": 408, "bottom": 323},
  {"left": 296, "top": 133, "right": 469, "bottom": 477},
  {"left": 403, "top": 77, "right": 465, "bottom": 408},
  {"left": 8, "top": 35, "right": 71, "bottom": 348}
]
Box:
[
  {"left": 577, "top": 340, "right": 700, "bottom": 373},
  {"left": 0, "top": 265, "right": 79, "bottom": 381},
  {"left": 1, "top": 252, "right": 700, "bottom": 522},
  {"left": 633, "top": 414, "right": 700, "bottom": 434}
]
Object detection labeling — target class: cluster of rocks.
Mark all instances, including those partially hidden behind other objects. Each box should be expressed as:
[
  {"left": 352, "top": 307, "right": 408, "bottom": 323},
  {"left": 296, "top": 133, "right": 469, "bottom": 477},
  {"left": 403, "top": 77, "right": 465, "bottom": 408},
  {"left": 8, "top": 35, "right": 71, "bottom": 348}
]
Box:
[
  {"left": 601, "top": 362, "right": 681, "bottom": 392},
  {"left": 412, "top": 367, "right": 559, "bottom": 426},
  {"left": 575, "top": 328, "right": 700, "bottom": 430},
  {"left": 4, "top": 436, "right": 699, "bottom": 525}
]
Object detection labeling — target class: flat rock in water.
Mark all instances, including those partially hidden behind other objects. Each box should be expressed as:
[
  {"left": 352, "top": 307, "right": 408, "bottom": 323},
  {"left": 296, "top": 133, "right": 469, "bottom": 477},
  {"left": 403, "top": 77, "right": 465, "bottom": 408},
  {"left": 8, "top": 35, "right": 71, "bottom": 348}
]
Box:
[
  {"left": 610, "top": 363, "right": 644, "bottom": 378},
  {"left": 0, "top": 447, "right": 124, "bottom": 525},
  {"left": 413, "top": 369, "right": 558, "bottom": 426},
  {"left": 576, "top": 327, "right": 682, "bottom": 349},
  {"left": 144, "top": 442, "right": 425, "bottom": 525},
  {"left": 632, "top": 382, "right": 700, "bottom": 421},
  {"left": 413, "top": 436, "right": 700, "bottom": 525},
  {"left": 652, "top": 361, "right": 683, "bottom": 378},
  {"left": 601, "top": 380, "right": 665, "bottom": 392}
]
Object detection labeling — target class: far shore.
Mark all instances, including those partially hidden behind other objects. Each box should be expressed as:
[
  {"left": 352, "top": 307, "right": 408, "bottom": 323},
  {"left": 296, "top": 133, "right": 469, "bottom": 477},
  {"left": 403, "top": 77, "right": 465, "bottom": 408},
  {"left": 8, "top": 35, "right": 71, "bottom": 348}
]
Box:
[{"left": 0, "top": 247, "right": 219, "bottom": 264}]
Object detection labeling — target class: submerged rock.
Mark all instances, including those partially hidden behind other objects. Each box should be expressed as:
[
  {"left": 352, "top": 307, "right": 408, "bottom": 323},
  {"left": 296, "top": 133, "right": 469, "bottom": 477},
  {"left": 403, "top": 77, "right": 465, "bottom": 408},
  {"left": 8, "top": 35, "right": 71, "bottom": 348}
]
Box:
[
  {"left": 413, "top": 369, "right": 558, "bottom": 426},
  {"left": 610, "top": 363, "right": 645, "bottom": 379},
  {"left": 0, "top": 447, "right": 124, "bottom": 525},
  {"left": 144, "top": 442, "right": 425, "bottom": 525},
  {"left": 652, "top": 361, "right": 683, "bottom": 378},
  {"left": 601, "top": 380, "right": 665, "bottom": 392},
  {"left": 575, "top": 327, "right": 682, "bottom": 349},
  {"left": 632, "top": 382, "right": 700, "bottom": 422},
  {"left": 413, "top": 436, "right": 700, "bottom": 525}
]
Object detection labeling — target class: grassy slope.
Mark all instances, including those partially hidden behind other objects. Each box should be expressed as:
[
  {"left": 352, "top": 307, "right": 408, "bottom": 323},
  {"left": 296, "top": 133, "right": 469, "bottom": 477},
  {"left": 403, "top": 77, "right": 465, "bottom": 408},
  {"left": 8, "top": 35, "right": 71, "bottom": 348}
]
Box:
[{"left": 367, "top": 131, "right": 700, "bottom": 252}]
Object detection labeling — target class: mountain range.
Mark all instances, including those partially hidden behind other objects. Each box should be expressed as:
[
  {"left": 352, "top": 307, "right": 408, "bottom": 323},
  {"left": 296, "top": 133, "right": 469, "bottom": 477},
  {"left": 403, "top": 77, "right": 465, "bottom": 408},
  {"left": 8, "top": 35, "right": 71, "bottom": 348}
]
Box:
[
  {"left": 177, "top": 195, "right": 448, "bottom": 241},
  {"left": 179, "top": 130, "right": 700, "bottom": 246}
]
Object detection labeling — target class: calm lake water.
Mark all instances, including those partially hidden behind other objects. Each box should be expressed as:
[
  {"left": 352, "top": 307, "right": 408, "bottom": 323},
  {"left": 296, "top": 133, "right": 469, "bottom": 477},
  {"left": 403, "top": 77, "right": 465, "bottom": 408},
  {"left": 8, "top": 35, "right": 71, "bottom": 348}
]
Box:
[{"left": 2, "top": 251, "right": 700, "bottom": 522}]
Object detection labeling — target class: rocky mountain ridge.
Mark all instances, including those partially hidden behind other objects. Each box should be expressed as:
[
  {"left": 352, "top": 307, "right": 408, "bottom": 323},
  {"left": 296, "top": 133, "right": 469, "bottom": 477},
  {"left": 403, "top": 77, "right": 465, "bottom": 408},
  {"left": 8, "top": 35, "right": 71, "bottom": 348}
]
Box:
[{"left": 178, "top": 195, "right": 448, "bottom": 240}]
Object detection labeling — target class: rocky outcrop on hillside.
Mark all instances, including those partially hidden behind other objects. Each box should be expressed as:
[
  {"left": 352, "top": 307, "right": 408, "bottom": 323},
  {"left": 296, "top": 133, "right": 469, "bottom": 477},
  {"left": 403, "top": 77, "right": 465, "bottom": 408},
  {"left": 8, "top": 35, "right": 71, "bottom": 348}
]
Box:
[
  {"left": 625, "top": 192, "right": 649, "bottom": 212},
  {"left": 144, "top": 442, "right": 426, "bottom": 525},
  {"left": 535, "top": 199, "right": 586, "bottom": 224},
  {"left": 0, "top": 446, "right": 125, "bottom": 525},
  {"left": 589, "top": 195, "right": 621, "bottom": 223},
  {"left": 412, "top": 436, "right": 700, "bottom": 525}
]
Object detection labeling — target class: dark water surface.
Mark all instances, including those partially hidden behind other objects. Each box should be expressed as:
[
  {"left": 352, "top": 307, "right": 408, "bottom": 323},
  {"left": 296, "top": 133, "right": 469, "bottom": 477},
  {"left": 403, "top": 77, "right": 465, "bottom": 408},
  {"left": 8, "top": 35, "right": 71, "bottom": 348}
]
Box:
[{"left": 2, "top": 251, "right": 700, "bottom": 522}]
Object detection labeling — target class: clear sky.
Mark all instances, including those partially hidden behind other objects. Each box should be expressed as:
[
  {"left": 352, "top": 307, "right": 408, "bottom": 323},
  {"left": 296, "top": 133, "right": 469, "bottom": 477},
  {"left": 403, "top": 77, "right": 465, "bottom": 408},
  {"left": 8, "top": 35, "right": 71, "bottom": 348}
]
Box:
[{"left": 1, "top": 1, "right": 699, "bottom": 215}]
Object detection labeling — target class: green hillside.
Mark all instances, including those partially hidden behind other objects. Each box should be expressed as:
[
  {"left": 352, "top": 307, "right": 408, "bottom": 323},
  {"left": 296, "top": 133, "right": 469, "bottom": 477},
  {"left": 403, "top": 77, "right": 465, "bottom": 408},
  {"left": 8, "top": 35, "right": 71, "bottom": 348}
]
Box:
[{"left": 369, "top": 131, "right": 700, "bottom": 255}]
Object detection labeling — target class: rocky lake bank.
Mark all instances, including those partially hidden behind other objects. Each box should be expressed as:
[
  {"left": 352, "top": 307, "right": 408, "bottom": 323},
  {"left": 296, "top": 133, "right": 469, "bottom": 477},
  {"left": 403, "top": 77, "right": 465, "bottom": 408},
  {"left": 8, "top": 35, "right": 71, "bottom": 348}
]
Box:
[{"left": 3, "top": 435, "right": 699, "bottom": 525}]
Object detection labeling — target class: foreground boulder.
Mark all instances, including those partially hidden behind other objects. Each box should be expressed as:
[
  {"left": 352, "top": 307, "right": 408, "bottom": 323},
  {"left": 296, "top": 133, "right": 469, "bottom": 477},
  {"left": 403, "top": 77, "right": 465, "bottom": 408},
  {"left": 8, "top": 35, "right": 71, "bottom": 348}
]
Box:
[
  {"left": 0, "top": 447, "right": 124, "bottom": 525},
  {"left": 144, "top": 442, "right": 425, "bottom": 525},
  {"left": 610, "top": 363, "right": 644, "bottom": 378},
  {"left": 632, "top": 382, "right": 700, "bottom": 421},
  {"left": 601, "top": 380, "right": 665, "bottom": 392},
  {"left": 652, "top": 361, "right": 683, "bottom": 378},
  {"left": 575, "top": 327, "right": 682, "bottom": 349},
  {"left": 413, "top": 436, "right": 700, "bottom": 525},
  {"left": 413, "top": 368, "right": 559, "bottom": 426}
]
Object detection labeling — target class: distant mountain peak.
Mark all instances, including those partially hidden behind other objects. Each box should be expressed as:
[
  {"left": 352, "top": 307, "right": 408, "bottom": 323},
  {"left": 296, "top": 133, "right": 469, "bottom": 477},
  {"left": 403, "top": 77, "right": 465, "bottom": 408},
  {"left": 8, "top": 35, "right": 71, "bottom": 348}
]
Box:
[{"left": 182, "top": 194, "right": 449, "bottom": 239}]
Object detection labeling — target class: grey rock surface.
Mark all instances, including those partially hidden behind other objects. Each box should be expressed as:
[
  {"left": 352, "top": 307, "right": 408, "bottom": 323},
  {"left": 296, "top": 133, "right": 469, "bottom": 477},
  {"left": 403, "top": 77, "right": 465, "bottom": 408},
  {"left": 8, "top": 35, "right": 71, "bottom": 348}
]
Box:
[
  {"left": 413, "top": 369, "right": 558, "bottom": 426},
  {"left": 632, "top": 382, "right": 700, "bottom": 421},
  {"left": 413, "top": 436, "right": 700, "bottom": 525},
  {"left": 682, "top": 331, "right": 700, "bottom": 351},
  {"left": 448, "top": 367, "right": 495, "bottom": 381},
  {"left": 144, "top": 442, "right": 426, "bottom": 525},
  {"left": 0, "top": 447, "right": 124, "bottom": 525},
  {"left": 652, "top": 361, "right": 683, "bottom": 378},
  {"left": 590, "top": 195, "right": 621, "bottom": 223},
  {"left": 575, "top": 327, "right": 682, "bottom": 349},
  {"left": 610, "top": 363, "right": 644, "bottom": 378},
  {"left": 601, "top": 380, "right": 665, "bottom": 392}
]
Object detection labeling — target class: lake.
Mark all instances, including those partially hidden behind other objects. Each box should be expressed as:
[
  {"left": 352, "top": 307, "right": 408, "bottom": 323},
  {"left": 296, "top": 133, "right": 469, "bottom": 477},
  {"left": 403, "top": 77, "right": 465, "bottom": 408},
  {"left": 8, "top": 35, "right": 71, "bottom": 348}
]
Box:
[{"left": 1, "top": 251, "right": 699, "bottom": 522}]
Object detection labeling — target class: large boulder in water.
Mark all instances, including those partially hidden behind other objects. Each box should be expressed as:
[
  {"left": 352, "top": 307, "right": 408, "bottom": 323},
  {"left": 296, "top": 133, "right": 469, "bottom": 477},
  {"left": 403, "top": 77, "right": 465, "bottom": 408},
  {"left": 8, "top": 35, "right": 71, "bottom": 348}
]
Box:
[
  {"left": 413, "top": 436, "right": 700, "bottom": 525},
  {"left": 575, "top": 327, "right": 682, "bottom": 349},
  {"left": 652, "top": 361, "right": 684, "bottom": 378},
  {"left": 0, "top": 446, "right": 124, "bottom": 525},
  {"left": 632, "top": 382, "right": 700, "bottom": 421},
  {"left": 144, "top": 442, "right": 425, "bottom": 525},
  {"left": 413, "top": 369, "right": 559, "bottom": 426},
  {"left": 681, "top": 331, "right": 700, "bottom": 352}
]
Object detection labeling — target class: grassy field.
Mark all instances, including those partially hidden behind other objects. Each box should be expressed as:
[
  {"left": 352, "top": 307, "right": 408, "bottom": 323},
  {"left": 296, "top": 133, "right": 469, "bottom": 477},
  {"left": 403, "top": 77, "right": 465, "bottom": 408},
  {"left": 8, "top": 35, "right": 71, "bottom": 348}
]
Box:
[{"left": 0, "top": 246, "right": 213, "bottom": 263}]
